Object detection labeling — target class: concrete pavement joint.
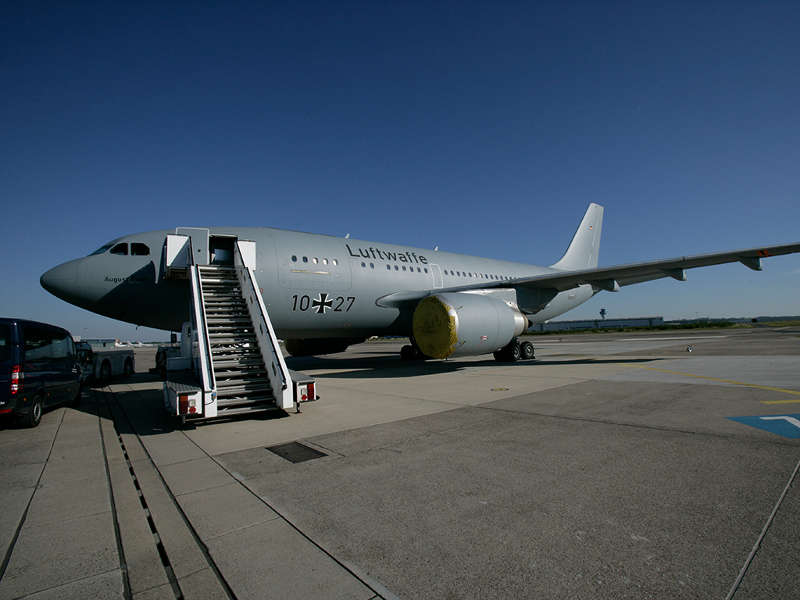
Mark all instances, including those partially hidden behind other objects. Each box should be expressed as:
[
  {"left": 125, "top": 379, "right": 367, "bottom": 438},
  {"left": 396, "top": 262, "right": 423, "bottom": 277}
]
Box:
[
  {"left": 12, "top": 566, "right": 124, "bottom": 598},
  {"left": 725, "top": 455, "right": 800, "bottom": 600},
  {"left": 625, "top": 364, "right": 800, "bottom": 398},
  {"left": 473, "top": 398, "right": 800, "bottom": 446},
  {"left": 100, "top": 390, "right": 175, "bottom": 599},
  {"left": 172, "top": 481, "right": 234, "bottom": 498},
  {"left": 0, "top": 408, "right": 66, "bottom": 582},
  {"left": 111, "top": 392, "right": 237, "bottom": 600},
  {"left": 203, "top": 516, "right": 282, "bottom": 542},
  {"left": 180, "top": 431, "right": 389, "bottom": 599}
]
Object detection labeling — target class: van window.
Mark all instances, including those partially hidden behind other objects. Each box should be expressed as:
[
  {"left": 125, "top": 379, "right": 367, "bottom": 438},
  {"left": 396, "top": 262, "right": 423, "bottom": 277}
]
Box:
[
  {"left": 0, "top": 323, "right": 11, "bottom": 362},
  {"left": 24, "top": 325, "right": 52, "bottom": 360},
  {"left": 51, "top": 331, "right": 71, "bottom": 359},
  {"left": 131, "top": 243, "right": 150, "bottom": 256},
  {"left": 110, "top": 243, "right": 128, "bottom": 255}
]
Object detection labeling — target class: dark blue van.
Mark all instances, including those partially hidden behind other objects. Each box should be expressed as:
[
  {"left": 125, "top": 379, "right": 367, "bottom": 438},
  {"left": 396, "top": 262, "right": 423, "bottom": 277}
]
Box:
[{"left": 0, "top": 318, "right": 81, "bottom": 427}]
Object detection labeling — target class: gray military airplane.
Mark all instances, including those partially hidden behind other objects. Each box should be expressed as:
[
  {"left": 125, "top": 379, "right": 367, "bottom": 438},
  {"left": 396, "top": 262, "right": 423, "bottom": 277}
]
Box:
[{"left": 41, "top": 204, "right": 800, "bottom": 361}]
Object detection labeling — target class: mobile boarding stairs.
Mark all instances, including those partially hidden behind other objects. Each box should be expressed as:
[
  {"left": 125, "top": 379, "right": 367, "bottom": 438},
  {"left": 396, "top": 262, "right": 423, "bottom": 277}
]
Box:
[{"left": 161, "top": 233, "right": 314, "bottom": 423}]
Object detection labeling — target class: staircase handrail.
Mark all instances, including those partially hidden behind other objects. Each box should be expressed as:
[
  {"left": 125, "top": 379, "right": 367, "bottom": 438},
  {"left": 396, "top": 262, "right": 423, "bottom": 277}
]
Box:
[
  {"left": 189, "top": 265, "right": 215, "bottom": 394},
  {"left": 234, "top": 241, "right": 293, "bottom": 409}
]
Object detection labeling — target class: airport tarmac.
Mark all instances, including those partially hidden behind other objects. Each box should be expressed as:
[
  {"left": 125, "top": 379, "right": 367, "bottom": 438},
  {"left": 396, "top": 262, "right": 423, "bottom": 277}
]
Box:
[{"left": 1, "top": 327, "right": 799, "bottom": 599}]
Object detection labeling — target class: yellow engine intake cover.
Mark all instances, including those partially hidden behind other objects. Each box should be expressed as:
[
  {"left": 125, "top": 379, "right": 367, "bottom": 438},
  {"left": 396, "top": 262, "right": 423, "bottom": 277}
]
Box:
[{"left": 412, "top": 296, "right": 457, "bottom": 359}]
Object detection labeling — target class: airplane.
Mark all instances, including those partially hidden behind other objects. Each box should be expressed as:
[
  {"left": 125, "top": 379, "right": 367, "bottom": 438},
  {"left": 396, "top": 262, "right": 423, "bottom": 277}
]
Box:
[{"left": 41, "top": 204, "right": 800, "bottom": 362}]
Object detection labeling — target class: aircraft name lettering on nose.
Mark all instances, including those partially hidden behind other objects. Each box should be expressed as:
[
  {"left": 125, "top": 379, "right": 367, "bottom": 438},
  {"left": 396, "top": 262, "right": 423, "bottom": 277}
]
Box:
[{"left": 292, "top": 293, "right": 355, "bottom": 314}]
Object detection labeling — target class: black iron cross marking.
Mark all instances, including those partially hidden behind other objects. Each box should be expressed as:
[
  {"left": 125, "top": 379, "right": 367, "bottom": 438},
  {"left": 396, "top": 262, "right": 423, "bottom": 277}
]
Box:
[{"left": 312, "top": 293, "right": 333, "bottom": 314}]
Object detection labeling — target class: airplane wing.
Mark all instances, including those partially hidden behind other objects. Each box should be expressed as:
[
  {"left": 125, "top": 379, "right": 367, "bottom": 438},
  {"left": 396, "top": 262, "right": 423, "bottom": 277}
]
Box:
[{"left": 376, "top": 242, "right": 800, "bottom": 309}]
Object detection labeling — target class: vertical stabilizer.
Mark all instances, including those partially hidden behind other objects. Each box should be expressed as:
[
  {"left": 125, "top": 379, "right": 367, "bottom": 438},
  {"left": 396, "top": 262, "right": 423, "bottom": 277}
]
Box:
[{"left": 551, "top": 203, "right": 604, "bottom": 271}]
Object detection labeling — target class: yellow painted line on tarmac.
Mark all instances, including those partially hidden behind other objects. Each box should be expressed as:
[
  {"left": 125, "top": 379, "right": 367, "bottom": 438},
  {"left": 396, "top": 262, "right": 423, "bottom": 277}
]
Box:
[{"left": 625, "top": 364, "right": 800, "bottom": 403}]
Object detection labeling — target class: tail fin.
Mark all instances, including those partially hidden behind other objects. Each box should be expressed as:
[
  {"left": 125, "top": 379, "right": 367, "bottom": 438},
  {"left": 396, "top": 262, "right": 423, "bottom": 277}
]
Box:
[{"left": 551, "top": 203, "right": 604, "bottom": 271}]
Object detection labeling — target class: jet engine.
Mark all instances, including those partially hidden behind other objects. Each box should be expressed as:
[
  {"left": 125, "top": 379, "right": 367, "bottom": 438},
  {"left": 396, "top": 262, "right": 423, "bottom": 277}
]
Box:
[
  {"left": 284, "top": 337, "right": 365, "bottom": 357},
  {"left": 412, "top": 293, "right": 529, "bottom": 359}
]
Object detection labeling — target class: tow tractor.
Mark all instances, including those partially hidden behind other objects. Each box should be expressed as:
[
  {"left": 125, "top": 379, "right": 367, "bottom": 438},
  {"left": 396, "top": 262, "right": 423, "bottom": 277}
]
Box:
[{"left": 159, "top": 232, "right": 317, "bottom": 424}]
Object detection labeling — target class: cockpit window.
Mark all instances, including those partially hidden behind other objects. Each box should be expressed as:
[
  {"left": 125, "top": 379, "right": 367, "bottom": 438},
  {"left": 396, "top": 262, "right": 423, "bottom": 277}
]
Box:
[
  {"left": 110, "top": 243, "right": 129, "bottom": 255},
  {"left": 131, "top": 243, "right": 150, "bottom": 256},
  {"left": 89, "top": 244, "right": 113, "bottom": 256}
]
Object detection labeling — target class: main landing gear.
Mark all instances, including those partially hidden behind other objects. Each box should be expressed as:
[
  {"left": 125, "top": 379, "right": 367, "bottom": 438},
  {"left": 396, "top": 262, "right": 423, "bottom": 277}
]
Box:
[
  {"left": 400, "top": 339, "right": 428, "bottom": 361},
  {"left": 493, "top": 338, "right": 535, "bottom": 363}
]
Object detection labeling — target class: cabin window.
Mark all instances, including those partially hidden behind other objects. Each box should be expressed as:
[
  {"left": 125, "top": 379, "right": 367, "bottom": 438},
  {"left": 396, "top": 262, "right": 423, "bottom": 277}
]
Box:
[
  {"left": 302, "top": 256, "right": 308, "bottom": 263},
  {"left": 361, "top": 262, "right": 366, "bottom": 268},
  {"left": 386, "top": 265, "right": 391, "bottom": 270},
  {"left": 394, "top": 265, "right": 399, "bottom": 271},
  {"left": 131, "top": 243, "right": 150, "bottom": 256},
  {"left": 291, "top": 255, "right": 297, "bottom": 262},
  {"left": 110, "top": 243, "right": 128, "bottom": 256},
  {"left": 424, "top": 268, "right": 428, "bottom": 273},
  {"left": 322, "top": 258, "right": 328, "bottom": 265},
  {"left": 332, "top": 259, "right": 338, "bottom": 266},
  {"left": 312, "top": 257, "right": 318, "bottom": 264},
  {"left": 370, "top": 263, "right": 375, "bottom": 269}
]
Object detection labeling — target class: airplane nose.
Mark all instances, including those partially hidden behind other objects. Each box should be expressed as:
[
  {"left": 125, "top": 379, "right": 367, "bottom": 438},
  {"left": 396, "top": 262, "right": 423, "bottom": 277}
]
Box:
[{"left": 41, "top": 261, "right": 80, "bottom": 301}]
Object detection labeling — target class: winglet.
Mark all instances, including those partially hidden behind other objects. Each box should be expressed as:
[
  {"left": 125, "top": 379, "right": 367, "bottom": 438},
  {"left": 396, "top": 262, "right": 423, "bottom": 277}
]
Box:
[{"left": 551, "top": 203, "right": 604, "bottom": 271}]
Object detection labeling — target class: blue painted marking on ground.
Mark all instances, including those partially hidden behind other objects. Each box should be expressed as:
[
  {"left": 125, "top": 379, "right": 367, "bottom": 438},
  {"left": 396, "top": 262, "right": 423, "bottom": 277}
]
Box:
[{"left": 728, "top": 414, "right": 800, "bottom": 439}]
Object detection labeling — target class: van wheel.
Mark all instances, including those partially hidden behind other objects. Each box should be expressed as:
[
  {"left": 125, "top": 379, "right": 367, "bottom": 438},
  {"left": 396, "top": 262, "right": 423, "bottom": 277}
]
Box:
[
  {"left": 71, "top": 385, "right": 82, "bottom": 407},
  {"left": 100, "top": 361, "right": 111, "bottom": 382},
  {"left": 23, "top": 397, "right": 43, "bottom": 428},
  {"left": 123, "top": 358, "right": 134, "bottom": 377}
]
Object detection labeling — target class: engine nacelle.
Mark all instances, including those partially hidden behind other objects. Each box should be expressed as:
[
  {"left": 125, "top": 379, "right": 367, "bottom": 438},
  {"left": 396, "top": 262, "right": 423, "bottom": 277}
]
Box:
[
  {"left": 412, "top": 293, "right": 528, "bottom": 359},
  {"left": 284, "top": 337, "right": 365, "bottom": 357}
]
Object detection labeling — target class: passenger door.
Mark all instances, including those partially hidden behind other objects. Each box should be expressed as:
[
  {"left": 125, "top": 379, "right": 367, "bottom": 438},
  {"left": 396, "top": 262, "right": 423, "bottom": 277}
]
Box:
[
  {"left": 430, "top": 264, "right": 443, "bottom": 288},
  {"left": 176, "top": 227, "right": 210, "bottom": 266}
]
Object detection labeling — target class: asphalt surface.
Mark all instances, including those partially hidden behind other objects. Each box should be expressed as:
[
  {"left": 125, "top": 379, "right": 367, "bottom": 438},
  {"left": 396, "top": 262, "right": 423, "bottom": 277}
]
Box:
[{"left": 1, "top": 327, "right": 799, "bottom": 599}]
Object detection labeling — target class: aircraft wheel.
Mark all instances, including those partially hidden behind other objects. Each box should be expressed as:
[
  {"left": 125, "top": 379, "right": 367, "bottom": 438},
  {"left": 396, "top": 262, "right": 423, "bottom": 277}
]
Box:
[
  {"left": 123, "top": 358, "right": 134, "bottom": 377},
  {"left": 400, "top": 345, "right": 415, "bottom": 360},
  {"left": 494, "top": 339, "right": 521, "bottom": 362},
  {"left": 520, "top": 341, "right": 535, "bottom": 360}
]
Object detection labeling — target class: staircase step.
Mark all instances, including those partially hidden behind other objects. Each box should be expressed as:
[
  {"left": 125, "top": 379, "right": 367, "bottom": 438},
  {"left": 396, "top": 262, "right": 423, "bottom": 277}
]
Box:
[
  {"left": 213, "top": 359, "right": 264, "bottom": 369},
  {"left": 216, "top": 383, "right": 272, "bottom": 396},
  {"left": 214, "top": 368, "right": 267, "bottom": 379},
  {"left": 207, "top": 317, "right": 251, "bottom": 324},
  {"left": 216, "top": 400, "right": 278, "bottom": 414}
]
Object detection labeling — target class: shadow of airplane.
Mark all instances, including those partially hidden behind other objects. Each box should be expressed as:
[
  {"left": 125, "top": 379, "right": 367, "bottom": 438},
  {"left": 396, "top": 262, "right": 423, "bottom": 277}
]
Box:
[{"left": 285, "top": 354, "right": 661, "bottom": 380}]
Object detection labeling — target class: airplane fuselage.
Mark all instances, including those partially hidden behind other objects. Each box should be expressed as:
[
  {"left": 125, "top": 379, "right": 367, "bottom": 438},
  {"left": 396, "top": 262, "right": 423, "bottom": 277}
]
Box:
[{"left": 41, "top": 226, "right": 595, "bottom": 337}]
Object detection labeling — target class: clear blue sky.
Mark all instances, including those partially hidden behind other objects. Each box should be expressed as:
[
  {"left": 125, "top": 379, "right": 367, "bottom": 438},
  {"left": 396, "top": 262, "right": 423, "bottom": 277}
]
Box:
[{"left": 2, "top": 1, "right": 799, "bottom": 340}]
